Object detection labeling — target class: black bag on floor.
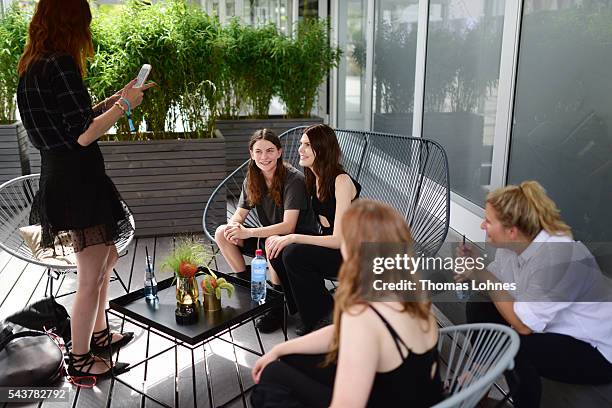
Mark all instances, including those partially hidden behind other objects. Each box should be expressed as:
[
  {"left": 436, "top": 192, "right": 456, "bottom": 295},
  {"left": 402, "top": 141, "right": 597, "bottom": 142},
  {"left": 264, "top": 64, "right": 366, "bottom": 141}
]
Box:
[
  {"left": 6, "top": 297, "right": 71, "bottom": 343},
  {"left": 0, "top": 324, "right": 64, "bottom": 386}
]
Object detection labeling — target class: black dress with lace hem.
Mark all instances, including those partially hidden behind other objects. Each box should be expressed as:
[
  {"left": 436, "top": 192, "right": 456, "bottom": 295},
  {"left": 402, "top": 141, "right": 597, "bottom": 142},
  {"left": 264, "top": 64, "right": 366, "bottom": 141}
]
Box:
[
  {"left": 17, "top": 53, "right": 133, "bottom": 253},
  {"left": 29, "top": 143, "right": 133, "bottom": 253}
]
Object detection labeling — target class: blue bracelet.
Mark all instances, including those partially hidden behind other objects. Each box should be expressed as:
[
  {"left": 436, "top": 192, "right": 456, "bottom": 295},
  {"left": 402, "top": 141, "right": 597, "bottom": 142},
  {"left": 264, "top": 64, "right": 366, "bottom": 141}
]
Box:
[{"left": 120, "top": 97, "right": 136, "bottom": 132}]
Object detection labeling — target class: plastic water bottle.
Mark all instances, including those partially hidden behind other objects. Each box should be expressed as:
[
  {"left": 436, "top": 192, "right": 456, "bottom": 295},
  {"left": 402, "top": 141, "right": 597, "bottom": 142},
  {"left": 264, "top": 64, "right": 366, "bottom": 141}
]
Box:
[
  {"left": 456, "top": 284, "right": 471, "bottom": 300},
  {"left": 144, "top": 255, "right": 158, "bottom": 301},
  {"left": 251, "top": 249, "right": 267, "bottom": 303}
]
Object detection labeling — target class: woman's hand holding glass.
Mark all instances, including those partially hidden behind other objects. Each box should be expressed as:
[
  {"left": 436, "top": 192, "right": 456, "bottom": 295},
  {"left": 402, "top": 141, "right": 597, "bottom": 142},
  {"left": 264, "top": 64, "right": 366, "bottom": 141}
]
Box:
[{"left": 454, "top": 243, "right": 477, "bottom": 282}]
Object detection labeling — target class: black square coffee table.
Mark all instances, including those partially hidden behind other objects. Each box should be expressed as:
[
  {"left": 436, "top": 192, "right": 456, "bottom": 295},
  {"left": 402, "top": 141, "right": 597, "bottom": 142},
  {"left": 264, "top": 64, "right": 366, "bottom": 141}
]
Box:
[{"left": 106, "top": 270, "right": 286, "bottom": 408}]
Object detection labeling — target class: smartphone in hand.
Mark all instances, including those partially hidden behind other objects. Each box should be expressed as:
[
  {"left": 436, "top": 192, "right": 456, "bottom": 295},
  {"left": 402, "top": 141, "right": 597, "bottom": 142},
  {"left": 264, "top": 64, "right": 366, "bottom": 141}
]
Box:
[{"left": 134, "top": 64, "right": 152, "bottom": 88}]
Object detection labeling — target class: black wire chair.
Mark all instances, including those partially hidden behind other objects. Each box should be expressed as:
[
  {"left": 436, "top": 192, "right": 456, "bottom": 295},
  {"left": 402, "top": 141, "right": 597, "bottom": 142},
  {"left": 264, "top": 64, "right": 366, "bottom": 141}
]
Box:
[
  {"left": 203, "top": 126, "right": 450, "bottom": 258},
  {"left": 0, "top": 174, "right": 134, "bottom": 298}
]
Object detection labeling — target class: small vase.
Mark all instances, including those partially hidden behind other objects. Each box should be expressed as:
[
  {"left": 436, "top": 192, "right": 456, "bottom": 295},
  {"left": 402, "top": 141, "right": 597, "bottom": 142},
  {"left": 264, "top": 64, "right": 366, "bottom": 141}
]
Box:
[
  {"left": 176, "top": 276, "right": 199, "bottom": 307},
  {"left": 203, "top": 292, "right": 221, "bottom": 312}
]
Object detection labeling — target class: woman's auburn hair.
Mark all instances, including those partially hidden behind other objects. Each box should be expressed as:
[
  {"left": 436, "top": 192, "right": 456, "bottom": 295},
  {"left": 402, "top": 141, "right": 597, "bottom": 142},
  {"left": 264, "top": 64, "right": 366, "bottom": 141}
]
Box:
[
  {"left": 325, "top": 199, "right": 432, "bottom": 365},
  {"left": 17, "top": 0, "right": 94, "bottom": 77},
  {"left": 486, "top": 180, "right": 572, "bottom": 240},
  {"left": 246, "top": 129, "right": 286, "bottom": 208},
  {"left": 302, "top": 124, "right": 345, "bottom": 202}
]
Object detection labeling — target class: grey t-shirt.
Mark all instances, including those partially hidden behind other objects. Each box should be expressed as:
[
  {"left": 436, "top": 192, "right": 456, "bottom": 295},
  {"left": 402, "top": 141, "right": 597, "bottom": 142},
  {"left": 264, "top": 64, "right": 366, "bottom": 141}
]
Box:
[{"left": 238, "top": 165, "right": 315, "bottom": 234}]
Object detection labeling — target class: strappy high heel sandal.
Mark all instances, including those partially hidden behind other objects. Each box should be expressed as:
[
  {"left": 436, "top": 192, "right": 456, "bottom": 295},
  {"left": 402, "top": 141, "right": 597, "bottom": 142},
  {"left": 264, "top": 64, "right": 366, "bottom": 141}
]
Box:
[
  {"left": 90, "top": 328, "right": 134, "bottom": 356},
  {"left": 68, "top": 351, "right": 130, "bottom": 379},
  {"left": 68, "top": 352, "right": 113, "bottom": 378}
]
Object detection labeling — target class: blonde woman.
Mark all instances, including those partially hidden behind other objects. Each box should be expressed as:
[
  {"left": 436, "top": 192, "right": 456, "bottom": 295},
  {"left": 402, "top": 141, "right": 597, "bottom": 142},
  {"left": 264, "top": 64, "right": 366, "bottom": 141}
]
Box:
[
  {"left": 460, "top": 181, "right": 612, "bottom": 408},
  {"left": 251, "top": 200, "right": 443, "bottom": 407}
]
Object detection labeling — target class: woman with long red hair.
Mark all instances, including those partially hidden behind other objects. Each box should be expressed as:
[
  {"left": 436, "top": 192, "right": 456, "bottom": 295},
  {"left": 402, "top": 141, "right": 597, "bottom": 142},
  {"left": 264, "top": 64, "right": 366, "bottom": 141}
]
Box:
[
  {"left": 214, "top": 128, "right": 313, "bottom": 333},
  {"left": 17, "top": 0, "right": 153, "bottom": 378},
  {"left": 251, "top": 200, "right": 443, "bottom": 407}
]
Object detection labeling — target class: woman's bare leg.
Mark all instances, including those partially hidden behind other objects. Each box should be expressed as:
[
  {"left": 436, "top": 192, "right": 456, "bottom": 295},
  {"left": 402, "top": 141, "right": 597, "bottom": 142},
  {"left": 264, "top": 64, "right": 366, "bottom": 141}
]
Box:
[
  {"left": 93, "top": 245, "right": 119, "bottom": 337},
  {"left": 215, "top": 225, "right": 247, "bottom": 272},
  {"left": 71, "top": 243, "right": 111, "bottom": 374}
]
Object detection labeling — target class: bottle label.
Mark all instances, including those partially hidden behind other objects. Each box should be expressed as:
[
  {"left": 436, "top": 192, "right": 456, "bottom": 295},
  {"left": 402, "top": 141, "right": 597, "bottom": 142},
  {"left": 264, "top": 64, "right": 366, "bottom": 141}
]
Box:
[{"left": 251, "top": 261, "right": 267, "bottom": 281}]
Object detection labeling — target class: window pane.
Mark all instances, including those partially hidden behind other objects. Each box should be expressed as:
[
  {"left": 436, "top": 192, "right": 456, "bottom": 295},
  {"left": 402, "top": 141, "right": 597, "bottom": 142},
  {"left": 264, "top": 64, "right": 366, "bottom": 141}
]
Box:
[
  {"left": 337, "top": 0, "right": 368, "bottom": 129},
  {"left": 423, "top": 0, "right": 505, "bottom": 204},
  {"left": 508, "top": 0, "right": 612, "bottom": 242},
  {"left": 226, "top": 0, "right": 235, "bottom": 17},
  {"left": 244, "top": 1, "right": 290, "bottom": 33},
  {"left": 299, "top": 0, "right": 318, "bottom": 20},
  {"left": 372, "top": 0, "right": 419, "bottom": 135}
]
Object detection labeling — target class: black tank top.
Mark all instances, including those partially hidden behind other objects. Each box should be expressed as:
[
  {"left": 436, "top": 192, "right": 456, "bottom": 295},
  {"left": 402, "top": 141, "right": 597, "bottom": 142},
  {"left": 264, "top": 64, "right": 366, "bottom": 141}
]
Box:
[
  {"left": 311, "top": 173, "right": 361, "bottom": 236},
  {"left": 366, "top": 305, "right": 444, "bottom": 408}
]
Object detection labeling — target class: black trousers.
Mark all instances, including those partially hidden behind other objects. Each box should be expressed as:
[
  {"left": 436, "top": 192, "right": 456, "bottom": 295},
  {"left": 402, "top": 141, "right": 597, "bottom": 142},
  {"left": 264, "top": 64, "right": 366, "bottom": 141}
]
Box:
[
  {"left": 253, "top": 354, "right": 335, "bottom": 408},
  {"left": 466, "top": 302, "right": 612, "bottom": 408},
  {"left": 270, "top": 244, "right": 342, "bottom": 326}
]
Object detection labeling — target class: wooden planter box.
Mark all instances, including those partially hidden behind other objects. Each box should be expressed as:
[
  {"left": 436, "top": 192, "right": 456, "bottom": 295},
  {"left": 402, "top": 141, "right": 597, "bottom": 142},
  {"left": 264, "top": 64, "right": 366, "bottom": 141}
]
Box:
[
  {"left": 99, "top": 133, "right": 226, "bottom": 237},
  {"left": 28, "top": 138, "right": 41, "bottom": 175},
  {"left": 216, "top": 115, "right": 324, "bottom": 175},
  {"left": 0, "top": 122, "right": 30, "bottom": 185}
]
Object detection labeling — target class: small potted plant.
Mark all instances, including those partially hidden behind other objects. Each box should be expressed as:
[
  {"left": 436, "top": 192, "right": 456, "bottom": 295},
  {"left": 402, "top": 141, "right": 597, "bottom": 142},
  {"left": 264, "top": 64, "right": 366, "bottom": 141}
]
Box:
[
  {"left": 160, "top": 238, "right": 211, "bottom": 324},
  {"left": 200, "top": 270, "right": 234, "bottom": 312}
]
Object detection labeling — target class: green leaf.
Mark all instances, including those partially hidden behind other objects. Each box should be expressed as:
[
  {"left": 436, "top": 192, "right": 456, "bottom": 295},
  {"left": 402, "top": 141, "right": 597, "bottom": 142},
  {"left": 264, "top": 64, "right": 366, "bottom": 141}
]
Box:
[
  {"left": 222, "top": 282, "right": 234, "bottom": 298},
  {"left": 159, "top": 236, "right": 213, "bottom": 277}
]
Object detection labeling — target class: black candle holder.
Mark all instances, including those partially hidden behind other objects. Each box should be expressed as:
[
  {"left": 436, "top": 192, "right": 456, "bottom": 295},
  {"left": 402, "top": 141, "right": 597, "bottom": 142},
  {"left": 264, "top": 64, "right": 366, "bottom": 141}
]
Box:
[{"left": 175, "top": 304, "right": 197, "bottom": 325}]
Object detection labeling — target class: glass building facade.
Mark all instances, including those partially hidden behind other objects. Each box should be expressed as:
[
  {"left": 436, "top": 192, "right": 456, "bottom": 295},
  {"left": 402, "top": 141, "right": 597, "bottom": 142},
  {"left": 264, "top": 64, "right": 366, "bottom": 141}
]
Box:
[{"left": 333, "top": 0, "right": 612, "bottom": 246}]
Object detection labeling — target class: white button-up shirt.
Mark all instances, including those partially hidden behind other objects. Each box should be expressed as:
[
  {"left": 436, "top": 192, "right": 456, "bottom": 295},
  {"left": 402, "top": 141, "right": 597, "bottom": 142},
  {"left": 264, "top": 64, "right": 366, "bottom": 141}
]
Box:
[{"left": 488, "top": 230, "right": 612, "bottom": 363}]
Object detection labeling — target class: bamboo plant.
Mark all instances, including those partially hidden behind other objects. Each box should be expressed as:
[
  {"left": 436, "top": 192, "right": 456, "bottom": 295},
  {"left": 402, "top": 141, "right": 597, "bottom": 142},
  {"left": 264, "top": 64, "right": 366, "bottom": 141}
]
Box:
[
  {"left": 0, "top": 3, "right": 28, "bottom": 124},
  {"left": 277, "top": 19, "right": 342, "bottom": 118},
  {"left": 0, "top": 0, "right": 343, "bottom": 136}
]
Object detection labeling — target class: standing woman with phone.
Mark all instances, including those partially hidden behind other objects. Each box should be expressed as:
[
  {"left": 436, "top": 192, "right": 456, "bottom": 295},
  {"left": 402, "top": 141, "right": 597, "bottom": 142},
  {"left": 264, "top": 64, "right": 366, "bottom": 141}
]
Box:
[{"left": 16, "top": 0, "right": 153, "bottom": 377}]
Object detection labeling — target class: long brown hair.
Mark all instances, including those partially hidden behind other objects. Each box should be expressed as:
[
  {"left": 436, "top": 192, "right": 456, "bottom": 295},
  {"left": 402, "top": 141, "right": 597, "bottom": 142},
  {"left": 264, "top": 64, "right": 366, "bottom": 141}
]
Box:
[
  {"left": 487, "top": 181, "right": 572, "bottom": 239},
  {"left": 326, "top": 199, "right": 432, "bottom": 364},
  {"left": 17, "top": 0, "right": 94, "bottom": 77},
  {"left": 246, "top": 129, "right": 286, "bottom": 207},
  {"left": 303, "top": 124, "right": 345, "bottom": 202}
]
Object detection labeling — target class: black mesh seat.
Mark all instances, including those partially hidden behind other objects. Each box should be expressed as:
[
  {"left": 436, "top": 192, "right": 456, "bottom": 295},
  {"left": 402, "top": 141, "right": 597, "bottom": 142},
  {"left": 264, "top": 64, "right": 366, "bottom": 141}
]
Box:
[
  {"left": 203, "top": 126, "right": 450, "bottom": 258},
  {"left": 0, "top": 174, "right": 135, "bottom": 298}
]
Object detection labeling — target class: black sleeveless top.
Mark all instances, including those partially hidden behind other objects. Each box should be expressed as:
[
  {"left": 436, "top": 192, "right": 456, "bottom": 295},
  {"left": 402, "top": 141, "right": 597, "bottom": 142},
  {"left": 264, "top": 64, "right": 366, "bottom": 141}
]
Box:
[
  {"left": 311, "top": 173, "right": 361, "bottom": 236},
  {"left": 367, "top": 305, "right": 444, "bottom": 408}
]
